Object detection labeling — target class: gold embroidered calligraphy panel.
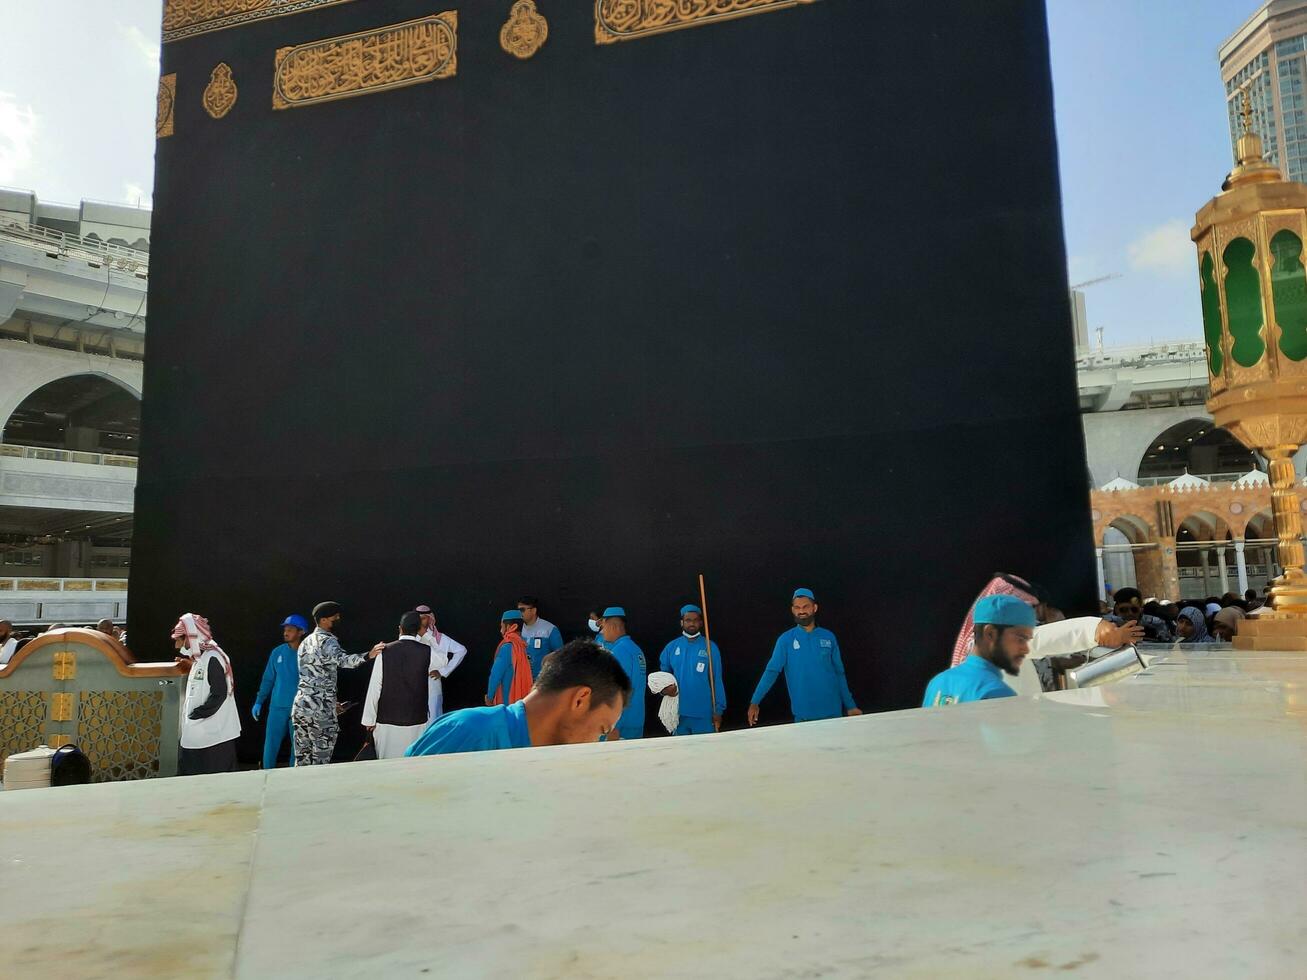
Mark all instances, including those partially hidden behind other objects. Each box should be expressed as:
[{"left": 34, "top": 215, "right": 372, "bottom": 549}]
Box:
[
  {"left": 595, "top": 0, "right": 819, "bottom": 44},
  {"left": 163, "top": 0, "right": 357, "bottom": 44},
  {"left": 273, "top": 13, "right": 457, "bottom": 110},
  {"left": 156, "top": 74, "right": 177, "bottom": 139}
]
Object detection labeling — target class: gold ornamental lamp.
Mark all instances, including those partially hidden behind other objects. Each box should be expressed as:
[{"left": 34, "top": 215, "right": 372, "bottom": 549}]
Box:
[{"left": 1193, "top": 90, "right": 1307, "bottom": 647}]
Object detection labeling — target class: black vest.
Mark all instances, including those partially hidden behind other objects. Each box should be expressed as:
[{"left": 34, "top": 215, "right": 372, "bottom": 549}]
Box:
[{"left": 376, "top": 637, "right": 431, "bottom": 727}]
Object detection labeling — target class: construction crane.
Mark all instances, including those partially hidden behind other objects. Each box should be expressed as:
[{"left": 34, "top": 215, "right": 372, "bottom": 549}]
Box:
[{"left": 1070, "top": 273, "right": 1122, "bottom": 290}]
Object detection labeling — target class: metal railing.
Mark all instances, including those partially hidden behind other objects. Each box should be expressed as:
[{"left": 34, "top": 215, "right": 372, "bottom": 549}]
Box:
[
  {"left": 0, "top": 218, "right": 149, "bottom": 276},
  {"left": 1174, "top": 538, "right": 1279, "bottom": 552},
  {"left": 0, "top": 577, "right": 128, "bottom": 592},
  {"left": 0, "top": 443, "right": 138, "bottom": 468},
  {"left": 1134, "top": 471, "right": 1259, "bottom": 487},
  {"left": 1076, "top": 340, "right": 1208, "bottom": 369}
]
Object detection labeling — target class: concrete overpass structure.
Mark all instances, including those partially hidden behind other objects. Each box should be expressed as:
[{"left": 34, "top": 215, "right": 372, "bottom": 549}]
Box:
[{"left": 0, "top": 189, "right": 146, "bottom": 621}]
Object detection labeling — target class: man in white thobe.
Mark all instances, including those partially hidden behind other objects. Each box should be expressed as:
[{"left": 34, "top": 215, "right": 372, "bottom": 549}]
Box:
[{"left": 415, "top": 604, "right": 468, "bottom": 722}]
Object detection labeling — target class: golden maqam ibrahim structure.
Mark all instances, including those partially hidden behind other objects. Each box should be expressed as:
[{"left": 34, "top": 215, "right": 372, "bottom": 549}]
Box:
[{"left": 1193, "top": 89, "right": 1307, "bottom": 648}]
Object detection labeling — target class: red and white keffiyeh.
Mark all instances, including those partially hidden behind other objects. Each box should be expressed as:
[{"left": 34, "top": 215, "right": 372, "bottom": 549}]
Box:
[
  {"left": 171, "top": 612, "right": 234, "bottom": 687},
  {"left": 950, "top": 574, "right": 1040, "bottom": 668}
]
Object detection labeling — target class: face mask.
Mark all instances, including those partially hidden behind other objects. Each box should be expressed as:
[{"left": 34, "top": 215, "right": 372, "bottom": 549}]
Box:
[
  {"left": 682, "top": 629, "right": 701, "bottom": 639},
  {"left": 588, "top": 619, "right": 600, "bottom": 633}
]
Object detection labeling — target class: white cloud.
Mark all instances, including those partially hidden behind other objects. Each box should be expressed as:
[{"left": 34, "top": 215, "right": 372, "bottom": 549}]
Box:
[
  {"left": 1128, "top": 219, "right": 1194, "bottom": 277},
  {"left": 123, "top": 181, "right": 152, "bottom": 208},
  {"left": 118, "top": 24, "right": 159, "bottom": 72},
  {"left": 0, "top": 91, "right": 37, "bottom": 185}
]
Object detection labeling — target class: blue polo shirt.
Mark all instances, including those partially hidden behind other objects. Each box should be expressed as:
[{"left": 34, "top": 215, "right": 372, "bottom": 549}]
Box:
[
  {"left": 750, "top": 626, "right": 855, "bottom": 722},
  {"left": 405, "top": 702, "right": 531, "bottom": 756},
  {"left": 598, "top": 634, "right": 646, "bottom": 735},
  {"left": 922, "top": 655, "right": 1016, "bottom": 707}
]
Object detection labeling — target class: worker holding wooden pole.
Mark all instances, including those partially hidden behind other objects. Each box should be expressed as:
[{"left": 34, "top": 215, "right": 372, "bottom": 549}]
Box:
[{"left": 651, "top": 578, "right": 725, "bottom": 734}]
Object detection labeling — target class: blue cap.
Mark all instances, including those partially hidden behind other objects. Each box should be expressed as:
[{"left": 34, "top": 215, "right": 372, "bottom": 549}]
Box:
[
  {"left": 792, "top": 588, "right": 815, "bottom": 601},
  {"left": 603, "top": 606, "right": 626, "bottom": 618},
  {"left": 680, "top": 604, "right": 702, "bottom": 616},
  {"left": 973, "top": 595, "right": 1037, "bottom": 628},
  {"left": 501, "top": 609, "right": 524, "bottom": 622},
  {"left": 281, "top": 614, "right": 310, "bottom": 632}
]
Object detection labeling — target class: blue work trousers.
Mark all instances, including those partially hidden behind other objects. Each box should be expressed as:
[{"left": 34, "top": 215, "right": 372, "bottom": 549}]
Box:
[
  {"left": 674, "top": 716, "right": 715, "bottom": 735},
  {"left": 262, "top": 705, "right": 295, "bottom": 769}
]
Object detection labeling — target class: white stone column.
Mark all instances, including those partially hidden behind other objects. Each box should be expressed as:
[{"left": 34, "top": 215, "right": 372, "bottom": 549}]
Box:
[
  {"left": 1095, "top": 547, "right": 1107, "bottom": 604},
  {"left": 1199, "top": 549, "right": 1212, "bottom": 596},
  {"left": 1234, "top": 538, "right": 1250, "bottom": 596},
  {"left": 1216, "top": 545, "right": 1230, "bottom": 595}
]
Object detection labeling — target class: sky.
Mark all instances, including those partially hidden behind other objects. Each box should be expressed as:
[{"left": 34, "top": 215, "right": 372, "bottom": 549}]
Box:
[
  {"left": 0, "top": 0, "right": 1261, "bottom": 346},
  {"left": 0, "top": 1, "right": 161, "bottom": 208},
  {"left": 1047, "top": 0, "right": 1250, "bottom": 347}
]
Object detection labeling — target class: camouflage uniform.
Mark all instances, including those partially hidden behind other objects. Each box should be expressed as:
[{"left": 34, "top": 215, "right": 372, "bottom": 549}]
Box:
[{"left": 291, "top": 627, "right": 370, "bottom": 765}]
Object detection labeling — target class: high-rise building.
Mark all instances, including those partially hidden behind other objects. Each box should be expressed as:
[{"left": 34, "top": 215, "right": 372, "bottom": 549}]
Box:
[{"left": 1220, "top": 0, "right": 1307, "bottom": 182}]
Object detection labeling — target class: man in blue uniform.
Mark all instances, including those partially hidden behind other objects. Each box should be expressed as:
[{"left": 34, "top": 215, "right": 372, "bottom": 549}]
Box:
[
  {"left": 518, "top": 595, "right": 563, "bottom": 678},
  {"left": 747, "top": 588, "right": 861, "bottom": 726},
  {"left": 486, "top": 609, "right": 532, "bottom": 705},
  {"left": 657, "top": 604, "right": 725, "bottom": 734},
  {"left": 406, "top": 639, "right": 631, "bottom": 756},
  {"left": 922, "top": 594, "right": 1035, "bottom": 706},
  {"left": 252, "top": 614, "right": 308, "bottom": 768},
  {"left": 597, "top": 606, "right": 646, "bottom": 740}
]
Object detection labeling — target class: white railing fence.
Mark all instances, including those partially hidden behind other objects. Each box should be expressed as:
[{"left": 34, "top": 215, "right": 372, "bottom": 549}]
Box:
[{"left": 0, "top": 218, "right": 149, "bottom": 277}]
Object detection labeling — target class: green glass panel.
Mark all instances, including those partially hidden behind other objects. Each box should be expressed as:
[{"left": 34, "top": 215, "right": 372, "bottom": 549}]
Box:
[
  {"left": 1270, "top": 229, "right": 1307, "bottom": 361},
  {"left": 1223, "top": 237, "right": 1266, "bottom": 367},
  {"left": 1200, "top": 251, "right": 1224, "bottom": 376}
]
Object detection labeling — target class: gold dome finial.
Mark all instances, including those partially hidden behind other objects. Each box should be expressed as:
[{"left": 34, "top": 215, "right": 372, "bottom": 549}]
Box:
[
  {"left": 1240, "top": 84, "right": 1255, "bottom": 134},
  {"left": 1224, "top": 82, "right": 1281, "bottom": 190}
]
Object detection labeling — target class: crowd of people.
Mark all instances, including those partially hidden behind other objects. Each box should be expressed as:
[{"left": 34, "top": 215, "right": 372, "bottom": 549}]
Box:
[
  {"left": 0, "top": 617, "right": 123, "bottom": 665},
  {"left": 1, "top": 573, "right": 1255, "bottom": 778},
  {"left": 169, "top": 589, "right": 863, "bottom": 775},
  {"left": 1098, "top": 585, "right": 1263, "bottom": 644}
]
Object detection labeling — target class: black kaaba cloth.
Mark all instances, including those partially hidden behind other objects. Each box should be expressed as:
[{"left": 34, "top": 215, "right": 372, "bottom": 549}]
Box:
[{"left": 133, "top": 0, "right": 1096, "bottom": 757}]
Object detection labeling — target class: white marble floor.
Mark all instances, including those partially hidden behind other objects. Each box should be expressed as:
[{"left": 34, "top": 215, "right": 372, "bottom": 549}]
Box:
[{"left": 4, "top": 646, "right": 1307, "bottom": 978}]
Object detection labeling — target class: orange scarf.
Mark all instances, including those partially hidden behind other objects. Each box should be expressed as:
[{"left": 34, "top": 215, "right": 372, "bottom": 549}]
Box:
[{"left": 491, "top": 630, "right": 533, "bottom": 705}]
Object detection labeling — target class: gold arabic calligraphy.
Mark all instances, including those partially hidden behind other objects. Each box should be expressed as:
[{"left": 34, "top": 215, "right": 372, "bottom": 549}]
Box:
[
  {"left": 203, "top": 63, "right": 239, "bottom": 119},
  {"left": 163, "top": 0, "right": 356, "bottom": 43},
  {"left": 156, "top": 74, "right": 176, "bottom": 138},
  {"left": 273, "top": 13, "right": 457, "bottom": 109},
  {"left": 595, "top": 0, "right": 819, "bottom": 44}
]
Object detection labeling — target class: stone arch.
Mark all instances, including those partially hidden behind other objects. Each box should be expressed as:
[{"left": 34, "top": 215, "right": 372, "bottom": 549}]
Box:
[
  {"left": 1175, "top": 509, "right": 1235, "bottom": 599},
  {"left": 1137, "top": 418, "right": 1258, "bottom": 482},
  {"left": 1083, "top": 407, "right": 1205, "bottom": 487},
  {"left": 1102, "top": 517, "right": 1151, "bottom": 593},
  {"left": 1238, "top": 508, "right": 1278, "bottom": 597},
  {"left": 0, "top": 350, "right": 143, "bottom": 442},
  {"left": 1102, "top": 513, "right": 1152, "bottom": 546},
  {"left": 1244, "top": 508, "right": 1275, "bottom": 540},
  {"left": 1, "top": 372, "right": 142, "bottom": 455},
  {"left": 1175, "top": 508, "right": 1230, "bottom": 542}
]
